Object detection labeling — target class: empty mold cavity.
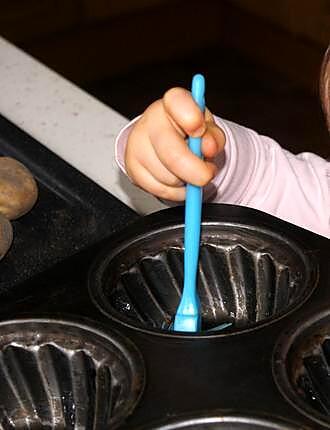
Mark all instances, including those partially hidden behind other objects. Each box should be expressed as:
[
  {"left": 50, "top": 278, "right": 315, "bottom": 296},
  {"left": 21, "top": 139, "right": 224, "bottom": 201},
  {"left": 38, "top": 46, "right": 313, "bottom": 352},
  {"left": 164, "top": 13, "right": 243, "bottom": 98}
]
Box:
[
  {"left": 138, "top": 414, "right": 301, "bottom": 429},
  {"left": 0, "top": 319, "right": 145, "bottom": 429},
  {"left": 274, "top": 310, "right": 330, "bottom": 428},
  {"left": 89, "top": 220, "right": 315, "bottom": 336}
]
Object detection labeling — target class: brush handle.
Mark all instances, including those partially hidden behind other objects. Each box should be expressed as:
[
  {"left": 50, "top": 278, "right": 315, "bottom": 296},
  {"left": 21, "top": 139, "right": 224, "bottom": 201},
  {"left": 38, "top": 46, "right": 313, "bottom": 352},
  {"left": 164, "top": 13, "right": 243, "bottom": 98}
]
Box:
[{"left": 180, "top": 74, "right": 205, "bottom": 313}]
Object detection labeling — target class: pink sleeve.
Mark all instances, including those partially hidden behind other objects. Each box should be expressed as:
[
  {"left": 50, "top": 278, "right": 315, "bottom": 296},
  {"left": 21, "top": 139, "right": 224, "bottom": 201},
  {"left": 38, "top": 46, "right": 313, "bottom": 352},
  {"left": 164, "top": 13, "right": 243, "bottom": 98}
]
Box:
[
  {"left": 115, "top": 116, "right": 141, "bottom": 176},
  {"left": 115, "top": 116, "right": 330, "bottom": 238},
  {"left": 210, "top": 116, "right": 329, "bottom": 238}
]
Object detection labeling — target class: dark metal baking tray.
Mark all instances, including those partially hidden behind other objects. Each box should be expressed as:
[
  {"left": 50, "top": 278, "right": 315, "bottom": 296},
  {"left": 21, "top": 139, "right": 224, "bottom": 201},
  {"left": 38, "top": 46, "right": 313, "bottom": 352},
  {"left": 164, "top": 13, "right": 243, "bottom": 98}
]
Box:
[
  {"left": 0, "top": 114, "right": 138, "bottom": 297},
  {"left": 0, "top": 204, "right": 328, "bottom": 429}
]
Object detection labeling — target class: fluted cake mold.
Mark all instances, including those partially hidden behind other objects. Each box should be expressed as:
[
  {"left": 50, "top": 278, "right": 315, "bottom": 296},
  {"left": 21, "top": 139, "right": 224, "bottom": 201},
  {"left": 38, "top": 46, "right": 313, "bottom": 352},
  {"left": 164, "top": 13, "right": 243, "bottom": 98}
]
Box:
[
  {"left": 0, "top": 319, "right": 145, "bottom": 429},
  {"left": 274, "top": 309, "right": 330, "bottom": 428},
  {"left": 89, "top": 208, "right": 316, "bottom": 337},
  {"left": 274, "top": 309, "right": 330, "bottom": 429}
]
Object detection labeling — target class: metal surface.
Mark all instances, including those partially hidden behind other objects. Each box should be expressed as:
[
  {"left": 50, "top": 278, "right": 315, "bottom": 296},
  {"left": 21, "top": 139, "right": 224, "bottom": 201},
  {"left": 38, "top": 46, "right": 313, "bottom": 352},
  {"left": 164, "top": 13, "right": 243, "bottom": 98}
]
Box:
[
  {"left": 137, "top": 412, "right": 308, "bottom": 429},
  {"left": 0, "top": 114, "right": 138, "bottom": 297},
  {"left": 0, "top": 203, "right": 328, "bottom": 429},
  {"left": 274, "top": 309, "right": 330, "bottom": 428},
  {"left": 0, "top": 319, "right": 145, "bottom": 429},
  {"left": 88, "top": 208, "right": 317, "bottom": 336},
  {"left": 0, "top": 116, "right": 328, "bottom": 430}
]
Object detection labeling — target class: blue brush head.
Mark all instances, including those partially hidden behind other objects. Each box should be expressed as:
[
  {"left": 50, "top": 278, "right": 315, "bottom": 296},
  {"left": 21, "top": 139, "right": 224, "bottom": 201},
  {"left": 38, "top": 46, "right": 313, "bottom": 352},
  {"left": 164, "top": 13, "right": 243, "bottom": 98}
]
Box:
[{"left": 173, "top": 312, "right": 201, "bottom": 332}]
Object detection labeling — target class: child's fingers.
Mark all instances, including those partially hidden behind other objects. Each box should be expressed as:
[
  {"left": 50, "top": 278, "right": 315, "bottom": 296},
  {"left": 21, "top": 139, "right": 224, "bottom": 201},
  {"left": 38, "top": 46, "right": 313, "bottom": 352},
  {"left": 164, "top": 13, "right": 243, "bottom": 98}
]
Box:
[
  {"left": 126, "top": 112, "right": 184, "bottom": 188},
  {"left": 125, "top": 94, "right": 224, "bottom": 200},
  {"left": 163, "top": 89, "right": 225, "bottom": 158},
  {"left": 128, "top": 161, "right": 186, "bottom": 201},
  {"left": 138, "top": 145, "right": 184, "bottom": 188},
  {"left": 202, "top": 121, "right": 226, "bottom": 158},
  {"left": 163, "top": 87, "right": 205, "bottom": 137},
  {"left": 201, "top": 129, "right": 219, "bottom": 158},
  {"left": 148, "top": 117, "right": 217, "bottom": 187}
]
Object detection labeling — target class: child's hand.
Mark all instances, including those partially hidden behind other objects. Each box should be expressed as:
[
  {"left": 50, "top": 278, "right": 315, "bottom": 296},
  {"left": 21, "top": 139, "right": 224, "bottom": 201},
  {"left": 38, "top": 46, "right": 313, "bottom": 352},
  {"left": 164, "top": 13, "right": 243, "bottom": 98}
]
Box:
[{"left": 125, "top": 87, "right": 225, "bottom": 201}]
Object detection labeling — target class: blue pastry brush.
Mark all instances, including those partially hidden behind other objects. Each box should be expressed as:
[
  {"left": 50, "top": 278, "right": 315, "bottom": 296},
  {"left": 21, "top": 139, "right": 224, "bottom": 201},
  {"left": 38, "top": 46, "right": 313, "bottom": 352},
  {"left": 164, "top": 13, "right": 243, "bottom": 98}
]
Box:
[{"left": 173, "top": 74, "right": 205, "bottom": 332}]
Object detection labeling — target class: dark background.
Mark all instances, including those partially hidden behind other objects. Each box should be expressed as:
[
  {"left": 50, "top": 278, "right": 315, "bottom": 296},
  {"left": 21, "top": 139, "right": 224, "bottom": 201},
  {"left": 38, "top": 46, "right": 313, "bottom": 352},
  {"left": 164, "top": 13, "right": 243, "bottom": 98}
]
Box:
[{"left": 1, "top": 0, "right": 329, "bottom": 157}]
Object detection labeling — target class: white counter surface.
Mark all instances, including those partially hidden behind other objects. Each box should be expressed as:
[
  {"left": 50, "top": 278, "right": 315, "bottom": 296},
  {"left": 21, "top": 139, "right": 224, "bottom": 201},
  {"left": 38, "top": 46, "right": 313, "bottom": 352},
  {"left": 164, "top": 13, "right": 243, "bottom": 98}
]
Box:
[{"left": 0, "top": 37, "right": 165, "bottom": 215}]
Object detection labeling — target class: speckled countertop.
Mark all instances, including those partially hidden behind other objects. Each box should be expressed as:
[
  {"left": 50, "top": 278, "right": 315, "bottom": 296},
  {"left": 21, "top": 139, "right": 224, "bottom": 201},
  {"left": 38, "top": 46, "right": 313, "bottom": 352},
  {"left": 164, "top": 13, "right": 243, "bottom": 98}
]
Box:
[{"left": 0, "top": 36, "right": 165, "bottom": 215}]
